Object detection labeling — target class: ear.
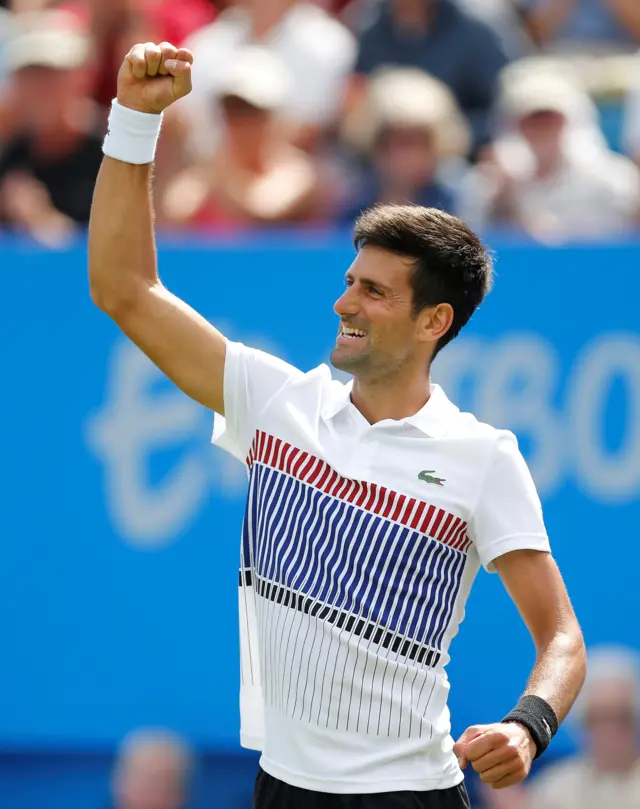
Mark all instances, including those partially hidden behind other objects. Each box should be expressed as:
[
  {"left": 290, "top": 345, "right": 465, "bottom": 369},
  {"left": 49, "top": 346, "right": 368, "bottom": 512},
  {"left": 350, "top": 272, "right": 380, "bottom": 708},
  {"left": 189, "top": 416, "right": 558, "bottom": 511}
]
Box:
[{"left": 417, "top": 303, "right": 454, "bottom": 344}]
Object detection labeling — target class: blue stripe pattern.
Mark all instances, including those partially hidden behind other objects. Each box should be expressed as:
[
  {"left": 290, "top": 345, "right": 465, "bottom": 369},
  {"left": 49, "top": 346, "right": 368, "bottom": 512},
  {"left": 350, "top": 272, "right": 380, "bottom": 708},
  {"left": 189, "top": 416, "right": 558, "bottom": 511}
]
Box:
[{"left": 242, "top": 463, "right": 466, "bottom": 652}]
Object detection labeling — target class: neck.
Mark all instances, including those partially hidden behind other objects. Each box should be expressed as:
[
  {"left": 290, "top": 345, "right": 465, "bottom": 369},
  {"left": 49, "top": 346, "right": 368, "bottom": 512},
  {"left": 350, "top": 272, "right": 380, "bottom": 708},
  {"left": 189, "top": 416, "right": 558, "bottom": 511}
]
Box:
[
  {"left": 31, "top": 100, "right": 89, "bottom": 159},
  {"left": 379, "top": 181, "right": 421, "bottom": 203},
  {"left": 394, "top": 4, "right": 434, "bottom": 35},
  {"left": 228, "top": 140, "right": 269, "bottom": 173},
  {"left": 351, "top": 369, "right": 432, "bottom": 425},
  {"left": 32, "top": 123, "right": 80, "bottom": 159}
]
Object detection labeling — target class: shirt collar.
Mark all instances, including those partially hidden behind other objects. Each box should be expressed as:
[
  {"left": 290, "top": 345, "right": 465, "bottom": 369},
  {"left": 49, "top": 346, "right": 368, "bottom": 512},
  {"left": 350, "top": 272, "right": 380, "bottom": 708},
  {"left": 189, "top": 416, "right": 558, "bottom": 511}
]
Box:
[{"left": 322, "top": 380, "right": 459, "bottom": 438}]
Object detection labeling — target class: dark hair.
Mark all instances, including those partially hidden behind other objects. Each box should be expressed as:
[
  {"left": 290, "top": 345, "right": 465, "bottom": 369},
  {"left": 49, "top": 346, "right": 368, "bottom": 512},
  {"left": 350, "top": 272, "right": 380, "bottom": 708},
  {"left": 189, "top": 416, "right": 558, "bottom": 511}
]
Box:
[{"left": 353, "top": 205, "right": 493, "bottom": 357}]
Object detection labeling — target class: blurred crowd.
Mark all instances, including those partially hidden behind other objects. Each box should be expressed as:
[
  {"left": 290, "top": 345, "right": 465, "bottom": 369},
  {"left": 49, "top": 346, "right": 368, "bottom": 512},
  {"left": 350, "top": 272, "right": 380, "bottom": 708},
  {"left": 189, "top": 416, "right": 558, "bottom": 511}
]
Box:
[{"left": 1, "top": 0, "right": 640, "bottom": 245}]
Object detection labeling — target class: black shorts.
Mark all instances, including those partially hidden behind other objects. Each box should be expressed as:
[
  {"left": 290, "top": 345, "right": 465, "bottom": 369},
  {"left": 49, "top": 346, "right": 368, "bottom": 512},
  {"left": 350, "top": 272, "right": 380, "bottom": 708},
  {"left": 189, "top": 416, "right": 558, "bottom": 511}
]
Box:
[{"left": 253, "top": 769, "right": 471, "bottom": 809}]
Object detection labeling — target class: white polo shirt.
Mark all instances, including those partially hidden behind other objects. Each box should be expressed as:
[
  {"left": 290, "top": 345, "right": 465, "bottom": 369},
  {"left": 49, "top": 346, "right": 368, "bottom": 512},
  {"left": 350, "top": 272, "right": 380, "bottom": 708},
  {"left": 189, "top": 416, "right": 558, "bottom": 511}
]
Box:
[{"left": 213, "top": 340, "right": 550, "bottom": 795}]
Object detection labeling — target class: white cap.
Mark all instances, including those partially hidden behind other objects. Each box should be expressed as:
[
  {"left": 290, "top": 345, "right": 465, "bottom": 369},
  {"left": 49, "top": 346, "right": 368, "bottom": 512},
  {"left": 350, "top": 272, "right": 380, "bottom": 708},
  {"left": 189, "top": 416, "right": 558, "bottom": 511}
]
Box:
[
  {"left": 500, "top": 69, "right": 587, "bottom": 120},
  {"left": 343, "top": 67, "right": 470, "bottom": 158},
  {"left": 5, "top": 11, "right": 91, "bottom": 72},
  {"left": 219, "top": 47, "right": 290, "bottom": 111}
]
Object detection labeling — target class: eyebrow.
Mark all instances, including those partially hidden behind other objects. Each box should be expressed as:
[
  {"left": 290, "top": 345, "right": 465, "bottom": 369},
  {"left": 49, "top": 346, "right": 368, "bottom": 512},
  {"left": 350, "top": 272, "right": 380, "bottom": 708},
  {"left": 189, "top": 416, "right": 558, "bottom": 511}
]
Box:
[{"left": 345, "top": 272, "right": 393, "bottom": 294}]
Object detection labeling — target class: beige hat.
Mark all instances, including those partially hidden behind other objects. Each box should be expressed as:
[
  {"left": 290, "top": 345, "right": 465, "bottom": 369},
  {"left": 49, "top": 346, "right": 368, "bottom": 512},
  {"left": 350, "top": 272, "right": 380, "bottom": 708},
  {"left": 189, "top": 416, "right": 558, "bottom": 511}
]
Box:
[
  {"left": 5, "top": 10, "right": 91, "bottom": 73},
  {"left": 343, "top": 67, "right": 471, "bottom": 158},
  {"left": 499, "top": 58, "right": 590, "bottom": 120},
  {"left": 219, "top": 47, "right": 290, "bottom": 111}
]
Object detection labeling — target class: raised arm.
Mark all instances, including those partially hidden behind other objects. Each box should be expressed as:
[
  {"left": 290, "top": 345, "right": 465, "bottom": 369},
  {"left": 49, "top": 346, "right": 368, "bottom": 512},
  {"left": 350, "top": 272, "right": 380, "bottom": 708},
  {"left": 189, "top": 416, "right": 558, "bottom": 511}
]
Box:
[{"left": 88, "top": 42, "right": 227, "bottom": 414}]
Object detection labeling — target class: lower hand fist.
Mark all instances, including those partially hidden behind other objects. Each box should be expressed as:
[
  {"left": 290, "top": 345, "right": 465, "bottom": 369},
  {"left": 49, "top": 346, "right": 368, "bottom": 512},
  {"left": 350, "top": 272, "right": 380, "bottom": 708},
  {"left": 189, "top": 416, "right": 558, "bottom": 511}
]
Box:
[
  {"left": 453, "top": 723, "right": 536, "bottom": 790},
  {"left": 117, "top": 42, "right": 194, "bottom": 115}
]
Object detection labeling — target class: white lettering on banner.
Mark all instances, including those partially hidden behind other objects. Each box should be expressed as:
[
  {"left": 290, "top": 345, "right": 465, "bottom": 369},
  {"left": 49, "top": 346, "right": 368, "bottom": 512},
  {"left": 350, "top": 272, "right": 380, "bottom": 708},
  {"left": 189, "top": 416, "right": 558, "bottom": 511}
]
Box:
[
  {"left": 433, "top": 331, "right": 640, "bottom": 503},
  {"left": 88, "top": 332, "right": 640, "bottom": 548},
  {"left": 86, "top": 340, "right": 213, "bottom": 547},
  {"left": 568, "top": 335, "right": 640, "bottom": 503},
  {"left": 471, "top": 335, "right": 563, "bottom": 494}
]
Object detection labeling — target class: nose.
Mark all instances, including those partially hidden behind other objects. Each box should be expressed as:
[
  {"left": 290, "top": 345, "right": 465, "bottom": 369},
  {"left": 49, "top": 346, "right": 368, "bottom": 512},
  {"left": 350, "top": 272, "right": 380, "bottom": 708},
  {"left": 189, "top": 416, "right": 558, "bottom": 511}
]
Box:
[{"left": 334, "top": 285, "right": 359, "bottom": 318}]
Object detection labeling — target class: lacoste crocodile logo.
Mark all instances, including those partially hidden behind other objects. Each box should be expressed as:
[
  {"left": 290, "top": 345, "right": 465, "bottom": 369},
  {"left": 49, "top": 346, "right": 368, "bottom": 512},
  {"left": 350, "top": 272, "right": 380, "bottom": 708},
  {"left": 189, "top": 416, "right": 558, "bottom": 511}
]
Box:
[{"left": 418, "top": 470, "right": 446, "bottom": 487}]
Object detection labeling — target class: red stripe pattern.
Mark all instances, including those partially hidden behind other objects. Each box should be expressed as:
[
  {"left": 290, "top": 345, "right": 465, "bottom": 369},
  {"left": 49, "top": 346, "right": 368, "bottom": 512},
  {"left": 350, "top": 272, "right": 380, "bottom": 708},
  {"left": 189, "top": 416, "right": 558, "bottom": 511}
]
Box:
[{"left": 246, "top": 430, "right": 471, "bottom": 553}]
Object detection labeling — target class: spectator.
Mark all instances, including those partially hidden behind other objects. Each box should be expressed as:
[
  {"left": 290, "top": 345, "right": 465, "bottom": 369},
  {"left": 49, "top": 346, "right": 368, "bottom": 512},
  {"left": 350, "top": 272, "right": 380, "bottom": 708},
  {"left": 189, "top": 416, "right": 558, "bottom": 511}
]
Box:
[
  {"left": 530, "top": 645, "right": 640, "bottom": 809},
  {"left": 0, "top": 10, "right": 103, "bottom": 245},
  {"left": 351, "top": 0, "right": 508, "bottom": 152},
  {"left": 110, "top": 728, "right": 194, "bottom": 809},
  {"left": 519, "top": 0, "right": 640, "bottom": 53},
  {"left": 181, "top": 0, "right": 356, "bottom": 156},
  {"left": 162, "top": 48, "right": 325, "bottom": 231},
  {"left": 624, "top": 50, "right": 640, "bottom": 166},
  {"left": 338, "top": 68, "right": 468, "bottom": 222},
  {"left": 458, "top": 63, "right": 640, "bottom": 242},
  {"left": 479, "top": 646, "right": 640, "bottom": 809}
]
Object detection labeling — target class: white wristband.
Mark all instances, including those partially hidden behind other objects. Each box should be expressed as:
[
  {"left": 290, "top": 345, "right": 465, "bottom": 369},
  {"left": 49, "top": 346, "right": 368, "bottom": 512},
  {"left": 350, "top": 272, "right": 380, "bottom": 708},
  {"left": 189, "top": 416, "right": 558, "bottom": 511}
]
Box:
[{"left": 103, "top": 99, "right": 164, "bottom": 165}]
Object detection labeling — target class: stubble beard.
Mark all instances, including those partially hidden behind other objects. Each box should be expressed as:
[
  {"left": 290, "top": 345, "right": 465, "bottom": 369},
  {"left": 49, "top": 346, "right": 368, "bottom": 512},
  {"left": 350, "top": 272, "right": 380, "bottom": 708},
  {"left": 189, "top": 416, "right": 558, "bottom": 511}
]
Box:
[{"left": 330, "top": 345, "right": 407, "bottom": 387}]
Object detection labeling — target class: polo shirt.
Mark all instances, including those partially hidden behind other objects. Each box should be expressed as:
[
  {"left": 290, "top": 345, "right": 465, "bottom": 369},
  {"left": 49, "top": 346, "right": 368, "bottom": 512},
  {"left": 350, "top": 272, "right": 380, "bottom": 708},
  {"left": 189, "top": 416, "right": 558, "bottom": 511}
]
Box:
[{"left": 213, "top": 340, "right": 550, "bottom": 794}]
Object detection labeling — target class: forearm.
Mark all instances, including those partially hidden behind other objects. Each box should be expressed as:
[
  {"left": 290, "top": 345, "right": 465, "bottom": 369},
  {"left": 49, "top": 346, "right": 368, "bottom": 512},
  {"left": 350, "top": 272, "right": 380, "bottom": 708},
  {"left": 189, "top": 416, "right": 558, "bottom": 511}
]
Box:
[
  {"left": 523, "top": 623, "right": 586, "bottom": 723},
  {"left": 609, "top": 0, "right": 640, "bottom": 39},
  {"left": 88, "top": 158, "right": 159, "bottom": 312}
]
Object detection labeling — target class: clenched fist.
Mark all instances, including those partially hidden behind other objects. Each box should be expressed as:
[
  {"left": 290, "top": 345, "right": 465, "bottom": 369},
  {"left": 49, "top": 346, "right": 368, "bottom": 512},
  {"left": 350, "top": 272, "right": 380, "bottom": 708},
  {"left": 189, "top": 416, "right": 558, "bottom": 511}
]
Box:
[
  {"left": 117, "top": 42, "right": 194, "bottom": 115},
  {"left": 453, "top": 722, "right": 536, "bottom": 790}
]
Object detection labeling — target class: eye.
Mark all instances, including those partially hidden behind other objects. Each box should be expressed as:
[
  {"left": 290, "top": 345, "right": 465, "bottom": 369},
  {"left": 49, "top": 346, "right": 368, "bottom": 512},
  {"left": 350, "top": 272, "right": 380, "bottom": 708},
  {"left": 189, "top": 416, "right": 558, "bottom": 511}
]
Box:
[
  {"left": 345, "top": 276, "right": 354, "bottom": 287},
  {"left": 368, "top": 286, "right": 383, "bottom": 297}
]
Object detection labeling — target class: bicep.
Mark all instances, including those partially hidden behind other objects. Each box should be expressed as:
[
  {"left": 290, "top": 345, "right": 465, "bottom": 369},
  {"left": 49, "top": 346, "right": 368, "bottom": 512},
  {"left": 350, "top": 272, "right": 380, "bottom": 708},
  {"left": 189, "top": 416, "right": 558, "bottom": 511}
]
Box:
[
  {"left": 494, "top": 550, "right": 578, "bottom": 648},
  {"left": 112, "top": 282, "right": 227, "bottom": 414}
]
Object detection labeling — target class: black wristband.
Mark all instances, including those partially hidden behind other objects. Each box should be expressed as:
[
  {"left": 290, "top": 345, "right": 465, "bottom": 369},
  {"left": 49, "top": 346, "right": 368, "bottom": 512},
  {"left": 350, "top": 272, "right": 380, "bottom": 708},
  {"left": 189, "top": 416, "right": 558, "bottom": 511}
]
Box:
[{"left": 502, "top": 695, "right": 559, "bottom": 759}]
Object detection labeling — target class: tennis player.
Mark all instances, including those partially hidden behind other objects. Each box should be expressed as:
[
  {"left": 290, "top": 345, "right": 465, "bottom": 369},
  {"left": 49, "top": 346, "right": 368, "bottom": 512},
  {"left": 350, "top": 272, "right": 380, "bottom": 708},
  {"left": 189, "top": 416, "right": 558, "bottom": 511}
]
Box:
[{"left": 89, "top": 43, "right": 587, "bottom": 809}]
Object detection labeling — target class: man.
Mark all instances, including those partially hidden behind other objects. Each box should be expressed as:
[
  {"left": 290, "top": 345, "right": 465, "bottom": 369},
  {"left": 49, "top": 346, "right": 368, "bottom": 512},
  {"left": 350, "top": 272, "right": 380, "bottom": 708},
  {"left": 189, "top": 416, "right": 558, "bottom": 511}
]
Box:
[
  {"left": 527, "top": 645, "right": 640, "bottom": 809},
  {"left": 481, "top": 645, "right": 640, "bottom": 809},
  {"left": 161, "top": 47, "right": 324, "bottom": 230},
  {"left": 110, "top": 728, "right": 193, "bottom": 809},
  {"left": 352, "top": 0, "right": 508, "bottom": 153},
  {"left": 88, "top": 42, "right": 586, "bottom": 809},
  {"left": 0, "top": 9, "right": 105, "bottom": 245},
  {"left": 180, "top": 0, "right": 356, "bottom": 155},
  {"left": 338, "top": 68, "right": 468, "bottom": 223},
  {"left": 459, "top": 64, "right": 640, "bottom": 242}
]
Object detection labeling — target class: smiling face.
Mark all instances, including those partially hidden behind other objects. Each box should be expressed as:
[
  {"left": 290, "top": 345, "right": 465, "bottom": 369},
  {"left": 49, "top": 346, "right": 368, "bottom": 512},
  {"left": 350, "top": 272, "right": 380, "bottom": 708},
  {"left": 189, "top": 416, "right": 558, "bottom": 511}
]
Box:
[{"left": 330, "top": 246, "right": 452, "bottom": 382}]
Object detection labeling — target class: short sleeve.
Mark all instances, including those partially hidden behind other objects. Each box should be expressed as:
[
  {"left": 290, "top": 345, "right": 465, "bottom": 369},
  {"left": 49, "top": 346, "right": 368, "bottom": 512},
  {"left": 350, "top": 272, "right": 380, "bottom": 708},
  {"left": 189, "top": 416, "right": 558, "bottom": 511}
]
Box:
[
  {"left": 213, "top": 341, "right": 303, "bottom": 463},
  {"left": 470, "top": 431, "right": 550, "bottom": 572}
]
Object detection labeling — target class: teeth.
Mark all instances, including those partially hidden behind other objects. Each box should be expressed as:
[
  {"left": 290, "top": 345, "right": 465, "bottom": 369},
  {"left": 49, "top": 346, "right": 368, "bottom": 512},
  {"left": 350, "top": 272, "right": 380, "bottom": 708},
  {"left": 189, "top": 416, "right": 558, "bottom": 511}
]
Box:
[{"left": 342, "top": 327, "right": 366, "bottom": 337}]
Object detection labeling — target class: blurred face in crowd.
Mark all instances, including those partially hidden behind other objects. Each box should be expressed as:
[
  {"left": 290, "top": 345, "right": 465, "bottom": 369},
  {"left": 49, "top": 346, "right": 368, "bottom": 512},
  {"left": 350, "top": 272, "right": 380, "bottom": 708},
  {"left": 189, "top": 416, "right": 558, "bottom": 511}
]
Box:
[
  {"left": 331, "top": 246, "right": 449, "bottom": 381},
  {"left": 518, "top": 109, "right": 567, "bottom": 168},
  {"left": 220, "top": 95, "right": 273, "bottom": 160},
  {"left": 12, "top": 66, "right": 86, "bottom": 133},
  {"left": 374, "top": 125, "right": 438, "bottom": 190},
  {"left": 584, "top": 679, "right": 639, "bottom": 773},
  {"left": 392, "top": 0, "right": 432, "bottom": 29},
  {"left": 113, "top": 743, "right": 187, "bottom": 809}
]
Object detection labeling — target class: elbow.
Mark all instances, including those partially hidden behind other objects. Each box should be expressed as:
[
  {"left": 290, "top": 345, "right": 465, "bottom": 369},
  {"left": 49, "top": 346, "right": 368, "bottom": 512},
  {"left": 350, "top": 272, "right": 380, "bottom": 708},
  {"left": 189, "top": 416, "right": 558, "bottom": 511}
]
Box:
[
  {"left": 553, "top": 621, "right": 587, "bottom": 688},
  {"left": 89, "top": 272, "right": 145, "bottom": 319},
  {"left": 573, "top": 626, "right": 588, "bottom": 689},
  {"left": 89, "top": 282, "right": 124, "bottom": 317},
  {"left": 89, "top": 281, "right": 109, "bottom": 313}
]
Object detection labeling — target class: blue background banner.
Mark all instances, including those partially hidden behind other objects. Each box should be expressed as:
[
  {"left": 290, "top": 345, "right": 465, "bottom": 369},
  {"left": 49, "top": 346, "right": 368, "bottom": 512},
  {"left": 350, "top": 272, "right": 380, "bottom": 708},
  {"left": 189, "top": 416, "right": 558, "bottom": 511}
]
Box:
[{"left": 1, "top": 238, "right": 639, "bottom": 799}]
